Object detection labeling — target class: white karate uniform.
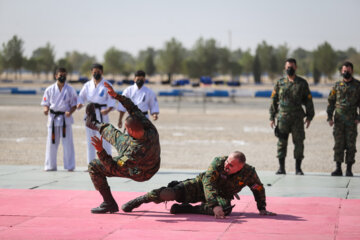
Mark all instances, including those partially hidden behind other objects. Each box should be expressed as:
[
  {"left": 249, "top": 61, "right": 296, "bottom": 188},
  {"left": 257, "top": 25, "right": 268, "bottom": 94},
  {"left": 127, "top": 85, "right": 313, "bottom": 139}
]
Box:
[
  {"left": 41, "top": 83, "right": 77, "bottom": 171},
  {"left": 117, "top": 84, "right": 159, "bottom": 118},
  {"left": 78, "top": 78, "right": 116, "bottom": 163}
]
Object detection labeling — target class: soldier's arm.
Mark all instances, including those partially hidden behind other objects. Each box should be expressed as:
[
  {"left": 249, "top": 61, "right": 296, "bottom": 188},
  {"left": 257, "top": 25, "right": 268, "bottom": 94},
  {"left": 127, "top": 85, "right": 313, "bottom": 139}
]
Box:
[
  {"left": 246, "top": 169, "right": 267, "bottom": 211},
  {"left": 326, "top": 85, "right": 337, "bottom": 121},
  {"left": 99, "top": 123, "right": 129, "bottom": 146},
  {"left": 302, "top": 82, "right": 315, "bottom": 121},
  {"left": 202, "top": 158, "right": 228, "bottom": 209},
  {"left": 269, "top": 82, "right": 279, "bottom": 121}
]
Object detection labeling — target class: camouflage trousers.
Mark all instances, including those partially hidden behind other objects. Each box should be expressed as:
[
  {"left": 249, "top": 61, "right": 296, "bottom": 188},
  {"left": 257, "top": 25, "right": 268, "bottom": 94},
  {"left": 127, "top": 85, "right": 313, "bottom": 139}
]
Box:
[
  {"left": 145, "top": 178, "right": 232, "bottom": 216},
  {"left": 88, "top": 124, "right": 157, "bottom": 191},
  {"left": 333, "top": 112, "right": 358, "bottom": 164},
  {"left": 277, "top": 111, "right": 305, "bottom": 160}
]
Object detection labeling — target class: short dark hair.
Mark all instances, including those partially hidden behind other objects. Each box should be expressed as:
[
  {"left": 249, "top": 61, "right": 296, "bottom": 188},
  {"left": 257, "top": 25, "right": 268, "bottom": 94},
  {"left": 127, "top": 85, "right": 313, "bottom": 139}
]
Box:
[
  {"left": 342, "top": 61, "right": 354, "bottom": 70},
  {"left": 55, "top": 67, "right": 67, "bottom": 74},
  {"left": 125, "top": 116, "right": 144, "bottom": 132},
  {"left": 91, "top": 63, "right": 103, "bottom": 71},
  {"left": 135, "top": 70, "right": 146, "bottom": 77},
  {"left": 232, "top": 151, "right": 246, "bottom": 163},
  {"left": 285, "top": 58, "right": 297, "bottom": 66}
]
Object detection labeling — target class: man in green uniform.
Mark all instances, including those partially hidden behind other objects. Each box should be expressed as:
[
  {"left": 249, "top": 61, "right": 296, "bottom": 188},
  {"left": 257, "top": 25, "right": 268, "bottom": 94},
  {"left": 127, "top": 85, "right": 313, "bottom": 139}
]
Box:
[
  {"left": 269, "top": 58, "right": 315, "bottom": 175},
  {"left": 122, "top": 151, "right": 276, "bottom": 219},
  {"left": 327, "top": 61, "right": 360, "bottom": 177},
  {"left": 87, "top": 82, "right": 161, "bottom": 214}
]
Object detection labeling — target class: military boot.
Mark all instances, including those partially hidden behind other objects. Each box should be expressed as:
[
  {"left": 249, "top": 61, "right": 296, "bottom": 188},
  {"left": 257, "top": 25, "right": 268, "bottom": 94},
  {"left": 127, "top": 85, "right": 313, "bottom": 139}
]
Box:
[
  {"left": 121, "top": 195, "right": 150, "bottom": 212},
  {"left": 85, "top": 103, "right": 101, "bottom": 131},
  {"left": 346, "top": 163, "right": 353, "bottom": 177},
  {"left": 91, "top": 187, "right": 119, "bottom": 214},
  {"left": 295, "top": 159, "right": 304, "bottom": 175},
  {"left": 276, "top": 158, "right": 286, "bottom": 175},
  {"left": 170, "top": 203, "right": 212, "bottom": 215},
  {"left": 331, "top": 162, "right": 342, "bottom": 176}
]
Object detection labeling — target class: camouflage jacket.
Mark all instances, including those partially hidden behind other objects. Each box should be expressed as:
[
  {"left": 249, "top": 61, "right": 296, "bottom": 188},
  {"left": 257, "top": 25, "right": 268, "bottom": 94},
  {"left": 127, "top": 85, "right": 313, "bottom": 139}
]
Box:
[
  {"left": 326, "top": 78, "right": 360, "bottom": 121},
  {"left": 199, "top": 156, "right": 266, "bottom": 211},
  {"left": 98, "top": 94, "right": 160, "bottom": 180},
  {"left": 269, "top": 76, "right": 315, "bottom": 121}
]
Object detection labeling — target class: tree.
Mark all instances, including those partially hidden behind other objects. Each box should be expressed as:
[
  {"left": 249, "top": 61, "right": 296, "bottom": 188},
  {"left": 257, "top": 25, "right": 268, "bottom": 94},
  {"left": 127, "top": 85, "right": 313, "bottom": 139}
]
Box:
[
  {"left": 137, "top": 47, "right": 157, "bottom": 76},
  {"left": 80, "top": 59, "right": 96, "bottom": 76},
  {"left": 65, "top": 51, "right": 96, "bottom": 73},
  {"left": 1, "top": 35, "right": 24, "bottom": 80},
  {"left": 253, "top": 54, "right": 261, "bottom": 83},
  {"left": 239, "top": 49, "right": 254, "bottom": 75},
  {"left": 291, "top": 48, "right": 312, "bottom": 76},
  {"left": 120, "top": 51, "right": 135, "bottom": 79},
  {"left": 156, "top": 38, "right": 186, "bottom": 82},
  {"left": 313, "top": 42, "right": 337, "bottom": 80},
  {"left": 24, "top": 57, "right": 41, "bottom": 79},
  {"left": 56, "top": 58, "right": 74, "bottom": 80},
  {"left": 255, "top": 41, "right": 275, "bottom": 79},
  {"left": 0, "top": 51, "right": 4, "bottom": 78},
  {"left": 274, "top": 44, "right": 289, "bottom": 75},
  {"left": 31, "top": 43, "right": 55, "bottom": 80},
  {"left": 103, "top": 47, "right": 124, "bottom": 78}
]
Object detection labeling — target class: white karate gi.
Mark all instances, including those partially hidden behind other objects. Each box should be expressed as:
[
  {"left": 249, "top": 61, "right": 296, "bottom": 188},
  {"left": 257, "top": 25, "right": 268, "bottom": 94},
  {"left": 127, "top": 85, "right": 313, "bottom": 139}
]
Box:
[
  {"left": 78, "top": 78, "right": 116, "bottom": 163},
  {"left": 117, "top": 84, "right": 159, "bottom": 118},
  {"left": 41, "top": 83, "right": 77, "bottom": 171}
]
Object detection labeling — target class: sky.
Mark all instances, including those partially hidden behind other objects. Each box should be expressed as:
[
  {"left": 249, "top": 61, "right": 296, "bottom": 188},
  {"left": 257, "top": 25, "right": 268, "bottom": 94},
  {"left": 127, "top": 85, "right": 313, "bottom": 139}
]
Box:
[{"left": 0, "top": 0, "right": 359, "bottom": 61}]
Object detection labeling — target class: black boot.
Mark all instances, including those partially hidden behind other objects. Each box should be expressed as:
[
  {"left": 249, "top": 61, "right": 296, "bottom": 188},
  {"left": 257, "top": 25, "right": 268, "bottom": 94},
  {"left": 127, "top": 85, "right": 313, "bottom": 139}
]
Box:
[
  {"left": 91, "top": 187, "right": 119, "bottom": 214},
  {"left": 170, "top": 203, "right": 212, "bottom": 215},
  {"left": 276, "top": 158, "right": 286, "bottom": 174},
  {"left": 346, "top": 163, "right": 353, "bottom": 177},
  {"left": 331, "top": 162, "right": 342, "bottom": 176},
  {"left": 121, "top": 195, "right": 150, "bottom": 212},
  {"left": 295, "top": 159, "right": 304, "bottom": 175}
]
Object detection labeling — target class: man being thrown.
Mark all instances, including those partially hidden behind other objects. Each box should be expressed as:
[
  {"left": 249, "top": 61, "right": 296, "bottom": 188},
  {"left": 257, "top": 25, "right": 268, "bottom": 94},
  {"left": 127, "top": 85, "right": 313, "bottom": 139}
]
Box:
[
  {"left": 122, "top": 151, "right": 276, "bottom": 219},
  {"left": 87, "top": 82, "right": 161, "bottom": 214}
]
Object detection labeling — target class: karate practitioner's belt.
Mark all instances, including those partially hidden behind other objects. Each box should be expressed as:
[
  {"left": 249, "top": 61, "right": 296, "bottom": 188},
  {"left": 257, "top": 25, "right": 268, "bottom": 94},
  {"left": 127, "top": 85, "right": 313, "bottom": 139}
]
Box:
[
  {"left": 142, "top": 111, "right": 148, "bottom": 116},
  {"left": 93, "top": 103, "right": 107, "bottom": 122},
  {"left": 49, "top": 109, "right": 66, "bottom": 144}
]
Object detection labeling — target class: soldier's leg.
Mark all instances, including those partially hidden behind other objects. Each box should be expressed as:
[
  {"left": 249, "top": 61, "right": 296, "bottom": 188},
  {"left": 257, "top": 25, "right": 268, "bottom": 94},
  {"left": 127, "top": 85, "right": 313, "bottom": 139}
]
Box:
[
  {"left": 292, "top": 118, "right": 305, "bottom": 175},
  {"left": 62, "top": 125, "right": 75, "bottom": 171},
  {"left": 44, "top": 126, "right": 60, "bottom": 171},
  {"left": 122, "top": 181, "right": 186, "bottom": 212},
  {"left": 99, "top": 123, "right": 128, "bottom": 152},
  {"left": 331, "top": 115, "right": 345, "bottom": 176},
  {"left": 276, "top": 115, "right": 290, "bottom": 174},
  {"left": 344, "top": 122, "right": 357, "bottom": 176},
  {"left": 170, "top": 200, "right": 233, "bottom": 216}
]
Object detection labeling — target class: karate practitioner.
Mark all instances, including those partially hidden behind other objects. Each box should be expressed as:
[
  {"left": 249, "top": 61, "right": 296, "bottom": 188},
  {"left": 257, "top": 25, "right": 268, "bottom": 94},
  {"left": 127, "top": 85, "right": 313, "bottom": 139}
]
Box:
[
  {"left": 41, "top": 67, "right": 77, "bottom": 171},
  {"left": 117, "top": 70, "right": 159, "bottom": 128},
  {"left": 77, "top": 63, "right": 116, "bottom": 163}
]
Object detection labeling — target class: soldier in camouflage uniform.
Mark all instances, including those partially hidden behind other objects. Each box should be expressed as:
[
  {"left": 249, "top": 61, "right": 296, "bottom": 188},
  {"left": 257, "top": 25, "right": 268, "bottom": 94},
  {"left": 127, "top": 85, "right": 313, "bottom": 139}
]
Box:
[
  {"left": 86, "top": 82, "right": 161, "bottom": 214},
  {"left": 327, "top": 61, "right": 360, "bottom": 177},
  {"left": 122, "top": 151, "right": 276, "bottom": 219},
  {"left": 269, "top": 58, "right": 315, "bottom": 175}
]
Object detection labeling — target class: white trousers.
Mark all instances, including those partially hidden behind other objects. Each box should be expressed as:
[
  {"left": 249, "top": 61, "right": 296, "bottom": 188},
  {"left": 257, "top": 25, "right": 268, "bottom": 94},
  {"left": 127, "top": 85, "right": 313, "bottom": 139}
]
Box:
[
  {"left": 45, "top": 126, "right": 75, "bottom": 171},
  {"left": 85, "top": 127, "right": 112, "bottom": 164}
]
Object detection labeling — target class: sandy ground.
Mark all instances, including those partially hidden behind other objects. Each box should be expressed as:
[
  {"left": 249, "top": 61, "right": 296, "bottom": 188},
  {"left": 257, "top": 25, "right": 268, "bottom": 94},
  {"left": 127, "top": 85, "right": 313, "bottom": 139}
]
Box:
[{"left": 0, "top": 93, "right": 359, "bottom": 174}]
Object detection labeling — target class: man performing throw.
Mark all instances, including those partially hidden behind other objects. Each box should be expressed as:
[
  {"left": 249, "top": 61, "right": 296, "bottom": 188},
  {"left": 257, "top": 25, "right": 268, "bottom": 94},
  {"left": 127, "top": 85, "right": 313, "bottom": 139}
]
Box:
[
  {"left": 122, "top": 151, "right": 276, "bottom": 219},
  {"left": 87, "top": 82, "right": 160, "bottom": 214}
]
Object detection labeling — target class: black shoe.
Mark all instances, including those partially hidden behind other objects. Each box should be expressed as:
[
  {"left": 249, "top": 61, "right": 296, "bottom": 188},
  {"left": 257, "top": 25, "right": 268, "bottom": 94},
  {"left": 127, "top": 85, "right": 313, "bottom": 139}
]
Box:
[
  {"left": 121, "top": 196, "right": 148, "bottom": 212},
  {"left": 276, "top": 158, "right": 286, "bottom": 175},
  {"left": 91, "top": 201, "right": 119, "bottom": 214},
  {"left": 346, "top": 163, "right": 353, "bottom": 177},
  {"left": 85, "top": 103, "right": 100, "bottom": 130},
  {"left": 331, "top": 162, "right": 342, "bottom": 176},
  {"left": 170, "top": 203, "right": 194, "bottom": 214},
  {"left": 295, "top": 159, "right": 304, "bottom": 175}
]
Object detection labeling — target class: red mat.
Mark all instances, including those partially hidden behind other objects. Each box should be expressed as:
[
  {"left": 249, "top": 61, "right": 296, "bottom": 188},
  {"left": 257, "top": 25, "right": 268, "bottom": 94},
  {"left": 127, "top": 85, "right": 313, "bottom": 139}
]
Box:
[{"left": 0, "top": 189, "right": 359, "bottom": 240}]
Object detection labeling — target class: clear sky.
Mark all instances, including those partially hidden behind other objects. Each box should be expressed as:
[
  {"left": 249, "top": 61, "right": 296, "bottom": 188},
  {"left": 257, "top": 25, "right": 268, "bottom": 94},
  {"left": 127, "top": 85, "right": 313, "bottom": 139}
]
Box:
[{"left": 0, "top": 0, "right": 359, "bottom": 61}]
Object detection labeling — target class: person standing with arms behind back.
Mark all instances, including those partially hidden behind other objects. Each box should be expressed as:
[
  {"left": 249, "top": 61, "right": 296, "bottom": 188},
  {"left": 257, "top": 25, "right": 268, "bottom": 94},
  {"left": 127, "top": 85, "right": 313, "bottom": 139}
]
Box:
[
  {"left": 41, "top": 67, "right": 77, "bottom": 171},
  {"left": 77, "top": 63, "right": 116, "bottom": 164},
  {"left": 327, "top": 61, "right": 360, "bottom": 177},
  {"left": 117, "top": 70, "right": 159, "bottom": 128},
  {"left": 269, "top": 58, "right": 315, "bottom": 175}
]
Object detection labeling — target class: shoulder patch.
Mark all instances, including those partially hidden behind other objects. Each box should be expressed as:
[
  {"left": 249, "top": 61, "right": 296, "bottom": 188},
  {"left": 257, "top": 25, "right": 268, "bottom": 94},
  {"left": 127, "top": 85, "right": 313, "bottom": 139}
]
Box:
[
  {"left": 271, "top": 90, "right": 276, "bottom": 98},
  {"left": 308, "top": 94, "right": 312, "bottom": 100},
  {"left": 330, "top": 89, "right": 336, "bottom": 96}
]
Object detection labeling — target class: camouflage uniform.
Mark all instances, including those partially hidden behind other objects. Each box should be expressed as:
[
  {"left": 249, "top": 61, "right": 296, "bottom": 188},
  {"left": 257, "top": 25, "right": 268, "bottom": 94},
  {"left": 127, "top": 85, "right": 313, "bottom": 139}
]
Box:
[
  {"left": 327, "top": 78, "right": 360, "bottom": 164},
  {"left": 143, "top": 156, "right": 266, "bottom": 214},
  {"left": 89, "top": 94, "right": 161, "bottom": 191},
  {"left": 269, "top": 76, "right": 315, "bottom": 160}
]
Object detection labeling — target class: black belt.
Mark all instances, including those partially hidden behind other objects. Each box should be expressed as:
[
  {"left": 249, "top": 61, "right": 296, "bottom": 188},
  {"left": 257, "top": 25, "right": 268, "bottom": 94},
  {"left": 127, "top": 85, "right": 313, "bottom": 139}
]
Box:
[
  {"left": 93, "top": 103, "right": 107, "bottom": 122},
  {"left": 142, "top": 111, "right": 148, "bottom": 115},
  {"left": 50, "top": 109, "right": 66, "bottom": 144}
]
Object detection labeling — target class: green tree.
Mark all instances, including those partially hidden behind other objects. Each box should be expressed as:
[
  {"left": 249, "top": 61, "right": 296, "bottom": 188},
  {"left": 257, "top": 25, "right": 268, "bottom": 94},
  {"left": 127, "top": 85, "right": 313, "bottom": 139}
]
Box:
[
  {"left": 1, "top": 35, "right": 24, "bottom": 80},
  {"left": 0, "top": 51, "right": 4, "bottom": 78},
  {"left": 137, "top": 47, "right": 157, "bottom": 76},
  {"left": 103, "top": 47, "right": 124, "bottom": 78},
  {"left": 291, "top": 48, "right": 312, "bottom": 76},
  {"left": 80, "top": 59, "right": 96, "bottom": 77},
  {"left": 274, "top": 44, "right": 289, "bottom": 75},
  {"left": 239, "top": 49, "right": 254, "bottom": 75},
  {"left": 120, "top": 51, "right": 135, "bottom": 79},
  {"left": 253, "top": 54, "right": 261, "bottom": 83},
  {"left": 31, "top": 43, "right": 55, "bottom": 80},
  {"left": 255, "top": 40, "right": 275, "bottom": 79},
  {"left": 65, "top": 51, "right": 96, "bottom": 73},
  {"left": 313, "top": 42, "right": 337, "bottom": 80},
  {"left": 156, "top": 37, "right": 186, "bottom": 82},
  {"left": 24, "top": 57, "right": 41, "bottom": 79},
  {"left": 56, "top": 58, "right": 74, "bottom": 80}
]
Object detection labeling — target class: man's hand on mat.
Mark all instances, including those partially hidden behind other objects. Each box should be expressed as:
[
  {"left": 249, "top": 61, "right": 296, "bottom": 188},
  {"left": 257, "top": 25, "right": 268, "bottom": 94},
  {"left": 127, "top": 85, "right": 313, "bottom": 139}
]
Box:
[{"left": 213, "top": 206, "right": 225, "bottom": 219}]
